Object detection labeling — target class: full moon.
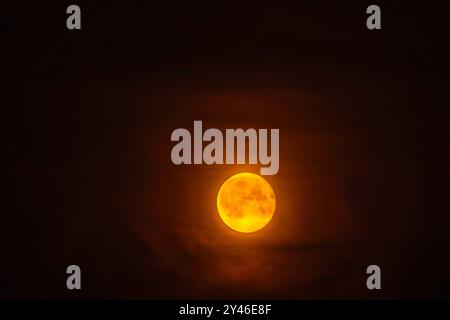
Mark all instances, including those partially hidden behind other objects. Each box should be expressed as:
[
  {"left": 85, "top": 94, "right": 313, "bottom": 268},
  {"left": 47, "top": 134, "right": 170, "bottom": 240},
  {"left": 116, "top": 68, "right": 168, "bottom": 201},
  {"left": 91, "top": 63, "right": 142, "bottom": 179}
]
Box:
[{"left": 217, "top": 172, "right": 276, "bottom": 233}]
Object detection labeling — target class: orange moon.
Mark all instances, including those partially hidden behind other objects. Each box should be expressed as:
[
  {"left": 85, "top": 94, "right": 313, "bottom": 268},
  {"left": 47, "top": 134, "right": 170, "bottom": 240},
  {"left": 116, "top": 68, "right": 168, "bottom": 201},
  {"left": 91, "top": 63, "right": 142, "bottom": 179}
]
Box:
[{"left": 217, "top": 172, "right": 276, "bottom": 233}]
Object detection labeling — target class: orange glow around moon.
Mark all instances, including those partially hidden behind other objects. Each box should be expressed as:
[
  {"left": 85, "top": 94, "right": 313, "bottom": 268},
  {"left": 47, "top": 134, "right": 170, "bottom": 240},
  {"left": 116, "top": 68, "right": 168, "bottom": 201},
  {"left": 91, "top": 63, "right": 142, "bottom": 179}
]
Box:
[{"left": 217, "top": 172, "right": 276, "bottom": 233}]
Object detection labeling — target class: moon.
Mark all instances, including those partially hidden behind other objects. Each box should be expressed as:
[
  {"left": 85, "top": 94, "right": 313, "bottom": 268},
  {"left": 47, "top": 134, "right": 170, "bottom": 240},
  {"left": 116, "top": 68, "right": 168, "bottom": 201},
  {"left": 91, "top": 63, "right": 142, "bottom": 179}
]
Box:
[{"left": 217, "top": 172, "right": 276, "bottom": 233}]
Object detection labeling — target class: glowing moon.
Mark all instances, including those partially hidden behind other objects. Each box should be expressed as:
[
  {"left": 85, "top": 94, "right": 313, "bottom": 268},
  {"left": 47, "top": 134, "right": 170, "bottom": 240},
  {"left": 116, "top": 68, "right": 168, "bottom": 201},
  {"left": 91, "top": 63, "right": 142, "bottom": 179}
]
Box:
[{"left": 217, "top": 172, "right": 276, "bottom": 233}]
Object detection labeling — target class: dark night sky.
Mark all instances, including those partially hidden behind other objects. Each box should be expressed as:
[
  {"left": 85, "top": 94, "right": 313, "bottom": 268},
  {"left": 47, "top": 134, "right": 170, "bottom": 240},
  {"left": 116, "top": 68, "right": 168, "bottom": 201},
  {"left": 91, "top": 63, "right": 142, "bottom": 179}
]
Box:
[{"left": 2, "top": 1, "right": 450, "bottom": 299}]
